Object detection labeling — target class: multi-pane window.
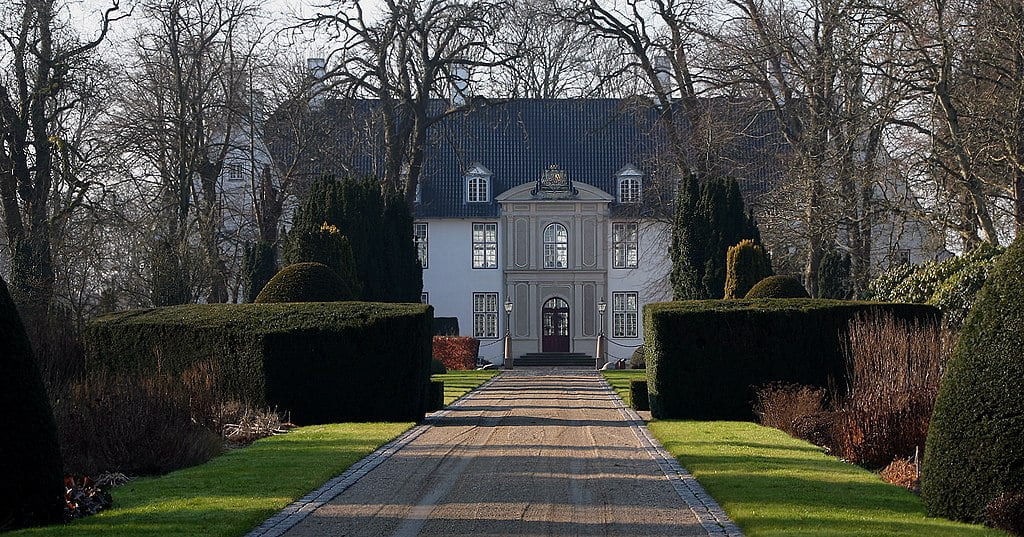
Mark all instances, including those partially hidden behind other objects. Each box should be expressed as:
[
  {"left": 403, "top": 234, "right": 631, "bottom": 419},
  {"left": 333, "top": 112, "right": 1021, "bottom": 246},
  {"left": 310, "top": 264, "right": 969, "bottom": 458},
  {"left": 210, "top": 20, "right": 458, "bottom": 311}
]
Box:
[
  {"left": 543, "top": 223, "right": 568, "bottom": 268},
  {"left": 226, "top": 163, "right": 245, "bottom": 182},
  {"left": 467, "top": 175, "right": 489, "bottom": 202},
  {"left": 414, "top": 223, "right": 428, "bottom": 268},
  {"left": 612, "top": 222, "right": 639, "bottom": 268},
  {"left": 612, "top": 291, "right": 638, "bottom": 338},
  {"left": 473, "top": 292, "right": 499, "bottom": 338},
  {"left": 472, "top": 223, "right": 498, "bottom": 268},
  {"left": 618, "top": 177, "right": 641, "bottom": 203}
]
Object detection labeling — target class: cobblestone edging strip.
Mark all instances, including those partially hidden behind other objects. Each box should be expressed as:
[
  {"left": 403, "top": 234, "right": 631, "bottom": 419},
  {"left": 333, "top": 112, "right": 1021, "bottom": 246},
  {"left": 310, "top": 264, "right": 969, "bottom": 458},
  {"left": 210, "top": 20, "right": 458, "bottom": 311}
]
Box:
[
  {"left": 601, "top": 378, "right": 745, "bottom": 537},
  {"left": 245, "top": 374, "right": 504, "bottom": 537}
]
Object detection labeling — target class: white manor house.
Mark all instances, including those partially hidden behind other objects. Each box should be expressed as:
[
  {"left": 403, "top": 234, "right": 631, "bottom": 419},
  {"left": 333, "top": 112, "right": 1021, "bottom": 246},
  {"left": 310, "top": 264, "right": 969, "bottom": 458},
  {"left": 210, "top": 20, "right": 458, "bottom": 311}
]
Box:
[{"left": 254, "top": 96, "right": 943, "bottom": 365}]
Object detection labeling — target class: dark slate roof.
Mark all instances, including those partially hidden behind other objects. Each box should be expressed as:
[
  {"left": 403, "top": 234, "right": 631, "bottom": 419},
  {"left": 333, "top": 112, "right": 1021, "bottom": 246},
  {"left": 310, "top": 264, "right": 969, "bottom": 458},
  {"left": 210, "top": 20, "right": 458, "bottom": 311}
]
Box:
[
  {"left": 266, "top": 97, "right": 785, "bottom": 219},
  {"left": 418, "top": 99, "right": 667, "bottom": 218}
]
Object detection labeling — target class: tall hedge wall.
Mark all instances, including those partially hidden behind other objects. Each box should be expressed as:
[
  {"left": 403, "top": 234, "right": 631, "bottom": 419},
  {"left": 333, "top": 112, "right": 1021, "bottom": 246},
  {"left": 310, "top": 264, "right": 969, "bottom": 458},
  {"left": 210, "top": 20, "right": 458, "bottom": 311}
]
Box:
[
  {"left": 644, "top": 299, "right": 940, "bottom": 420},
  {"left": 85, "top": 302, "right": 433, "bottom": 424}
]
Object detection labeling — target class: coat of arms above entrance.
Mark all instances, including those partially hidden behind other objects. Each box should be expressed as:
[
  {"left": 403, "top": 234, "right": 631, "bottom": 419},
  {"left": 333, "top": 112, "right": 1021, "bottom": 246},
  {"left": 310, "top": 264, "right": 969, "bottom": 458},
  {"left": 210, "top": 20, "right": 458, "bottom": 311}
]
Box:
[{"left": 533, "top": 164, "right": 579, "bottom": 199}]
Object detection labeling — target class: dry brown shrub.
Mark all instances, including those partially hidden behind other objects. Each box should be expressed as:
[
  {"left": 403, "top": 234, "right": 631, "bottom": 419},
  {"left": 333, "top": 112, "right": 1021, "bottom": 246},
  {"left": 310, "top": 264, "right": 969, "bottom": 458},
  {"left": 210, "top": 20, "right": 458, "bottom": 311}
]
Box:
[
  {"left": 880, "top": 456, "right": 920, "bottom": 492},
  {"left": 54, "top": 364, "right": 226, "bottom": 476},
  {"left": 753, "top": 383, "right": 827, "bottom": 437},
  {"left": 986, "top": 492, "right": 1024, "bottom": 536},
  {"left": 832, "top": 312, "right": 952, "bottom": 468}
]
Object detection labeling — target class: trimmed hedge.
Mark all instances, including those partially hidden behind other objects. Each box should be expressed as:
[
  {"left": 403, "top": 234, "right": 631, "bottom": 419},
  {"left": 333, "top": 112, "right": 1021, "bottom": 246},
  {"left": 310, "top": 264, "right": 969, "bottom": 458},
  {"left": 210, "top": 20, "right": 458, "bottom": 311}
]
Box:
[
  {"left": 432, "top": 336, "right": 479, "bottom": 370},
  {"left": 85, "top": 302, "right": 432, "bottom": 424},
  {"left": 922, "top": 237, "right": 1024, "bottom": 522},
  {"left": 0, "top": 277, "right": 64, "bottom": 530},
  {"left": 433, "top": 317, "right": 459, "bottom": 336},
  {"left": 644, "top": 299, "right": 940, "bottom": 420},
  {"left": 427, "top": 380, "right": 445, "bottom": 412},
  {"left": 630, "top": 379, "right": 650, "bottom": 411},
  {"left": 745, "top": 275, "right": 809, "bottom": 298},
  {"left": 255, "top": 262, "right": 356, "bottom": 303}
]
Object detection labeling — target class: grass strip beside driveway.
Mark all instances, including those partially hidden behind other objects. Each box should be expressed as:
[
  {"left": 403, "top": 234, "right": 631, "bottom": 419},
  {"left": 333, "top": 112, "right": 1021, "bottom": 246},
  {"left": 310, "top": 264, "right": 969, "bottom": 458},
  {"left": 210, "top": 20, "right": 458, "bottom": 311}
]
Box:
[
  {"left": 601, "top": 369, "right": 645, "bottom": 406},
  {"left": 9, "top": 371, "right": 497, "bottom": 537},
  {"left": 9, "top": 423, "right": 412, "bottom": 537},
  {"left": 433, "top": 370, "right": 498, "bottom": 405},
  {"left": 648, "top": 420, "right": 1007, "bottom": 537}
]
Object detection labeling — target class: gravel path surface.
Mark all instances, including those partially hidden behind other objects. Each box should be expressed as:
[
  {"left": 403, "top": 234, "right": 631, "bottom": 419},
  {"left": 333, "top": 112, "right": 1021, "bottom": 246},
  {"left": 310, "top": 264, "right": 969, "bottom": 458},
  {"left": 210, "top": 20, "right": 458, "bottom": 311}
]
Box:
[{"left": 265, "top": 370, "right": 733, "bottom": 537}]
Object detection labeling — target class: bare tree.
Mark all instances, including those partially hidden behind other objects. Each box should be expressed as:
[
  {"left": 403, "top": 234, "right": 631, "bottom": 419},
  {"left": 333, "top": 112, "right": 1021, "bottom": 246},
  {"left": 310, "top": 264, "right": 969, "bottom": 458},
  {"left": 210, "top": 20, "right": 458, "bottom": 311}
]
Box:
[
  {"left": 300, "top": 0, "right": 513, "bottom": 205},
  {"left": 0, "top": 0, "right": 124, "bottom": 318},
  {"left": 112, "top": 0, "right": 263, "bottom": 304}
]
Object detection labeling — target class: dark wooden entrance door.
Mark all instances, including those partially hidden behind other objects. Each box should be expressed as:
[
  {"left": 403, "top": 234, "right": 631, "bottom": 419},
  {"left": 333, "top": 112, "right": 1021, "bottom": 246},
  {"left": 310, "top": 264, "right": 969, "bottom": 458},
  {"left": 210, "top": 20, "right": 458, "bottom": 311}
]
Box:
[{"left": 542, "top": 297, "right": 570, "bottom": 352}]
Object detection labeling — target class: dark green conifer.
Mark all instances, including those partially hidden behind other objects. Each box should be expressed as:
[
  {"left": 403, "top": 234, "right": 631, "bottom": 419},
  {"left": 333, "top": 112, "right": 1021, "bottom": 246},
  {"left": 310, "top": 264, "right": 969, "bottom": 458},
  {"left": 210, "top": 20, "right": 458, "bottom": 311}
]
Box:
[
  {"left": 0, "top": 276, "right": 64, "bottom": 530},
  {"left": 671, "top": 175, "right": 762, "bottom": 299},
  {"left": 922, "top": 236, "right": 1024, "bottom": 522},
  {"left": 243, "top": 241, "right": 278, "bottom": 303},
  {"left": 288, "top": 176, "right": 421, "bottom": 302}
]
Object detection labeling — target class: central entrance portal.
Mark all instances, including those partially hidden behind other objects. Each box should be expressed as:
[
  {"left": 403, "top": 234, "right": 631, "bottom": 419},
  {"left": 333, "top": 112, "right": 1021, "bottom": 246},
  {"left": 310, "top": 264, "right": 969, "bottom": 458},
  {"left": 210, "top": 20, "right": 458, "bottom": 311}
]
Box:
[{"left": 542, "top": 297, "right": 570, "bottom": 352}]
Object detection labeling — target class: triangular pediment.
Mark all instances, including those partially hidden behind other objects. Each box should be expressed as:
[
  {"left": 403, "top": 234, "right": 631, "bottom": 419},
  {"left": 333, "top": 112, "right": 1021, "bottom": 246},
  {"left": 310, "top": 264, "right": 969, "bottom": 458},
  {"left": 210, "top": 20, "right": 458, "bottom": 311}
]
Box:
[{"left": 496, "top": 180, "right": 614, "bottom": 203}]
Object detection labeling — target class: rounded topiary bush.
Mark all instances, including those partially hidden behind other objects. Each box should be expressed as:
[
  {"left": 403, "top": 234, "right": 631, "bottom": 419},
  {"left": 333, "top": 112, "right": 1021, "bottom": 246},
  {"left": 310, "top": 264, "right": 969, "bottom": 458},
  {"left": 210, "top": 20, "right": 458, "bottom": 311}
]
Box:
[
  {"left": 630, "top": 345, "right": 646, "bottom": 369},
  {"left": 0, "top": 276, "right": 65, "bottom": 529},
  {"left": 921, "top": 236, "right": 1024, "bottom": 522},
  {"left": 744, "top": 275, "right": 810, "bottom": 299},
  {"left": 254, "top": 262, "right": 355, "bottom": 303}
]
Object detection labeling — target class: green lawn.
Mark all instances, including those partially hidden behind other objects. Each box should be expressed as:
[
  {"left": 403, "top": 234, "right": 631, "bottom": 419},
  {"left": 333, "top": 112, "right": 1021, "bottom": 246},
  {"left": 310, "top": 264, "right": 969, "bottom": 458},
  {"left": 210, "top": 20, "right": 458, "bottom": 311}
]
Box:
[
  {"left": 10, "top": 371, "right": 497, "bottom": 537},
  {"left": 601, "top": 369, "right": 645, "bottom": 406},
  {"left": 432, "top": 369, "right": 498, "bottom": 405},
  {"left": 9, "top": 423, "right": 412, "bottom": 537},
  {"left": 648, "top": 420, "right": 1007, "bottom": 537}
]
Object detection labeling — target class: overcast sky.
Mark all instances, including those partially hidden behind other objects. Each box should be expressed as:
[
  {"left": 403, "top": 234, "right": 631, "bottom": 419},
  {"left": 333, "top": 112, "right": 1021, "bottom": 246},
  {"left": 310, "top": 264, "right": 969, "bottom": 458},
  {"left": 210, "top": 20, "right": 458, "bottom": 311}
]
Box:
[{"left": 66, "top": 0, "right": 385, "bottom": 58}]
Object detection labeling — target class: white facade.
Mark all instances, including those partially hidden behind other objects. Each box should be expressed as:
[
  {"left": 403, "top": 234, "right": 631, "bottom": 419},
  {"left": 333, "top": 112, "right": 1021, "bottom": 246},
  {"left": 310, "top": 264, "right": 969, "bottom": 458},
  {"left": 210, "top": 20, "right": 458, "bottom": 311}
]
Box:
[{"left": 418, "top": 178, "right": 671, "bottom": 363}]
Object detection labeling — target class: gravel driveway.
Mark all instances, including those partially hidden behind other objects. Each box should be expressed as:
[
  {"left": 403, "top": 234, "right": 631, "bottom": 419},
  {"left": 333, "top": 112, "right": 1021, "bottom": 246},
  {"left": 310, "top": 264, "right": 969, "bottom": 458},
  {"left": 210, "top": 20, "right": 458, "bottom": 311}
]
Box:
[{"left": 252, "top": 370, "right": 739, "bottom": 537}]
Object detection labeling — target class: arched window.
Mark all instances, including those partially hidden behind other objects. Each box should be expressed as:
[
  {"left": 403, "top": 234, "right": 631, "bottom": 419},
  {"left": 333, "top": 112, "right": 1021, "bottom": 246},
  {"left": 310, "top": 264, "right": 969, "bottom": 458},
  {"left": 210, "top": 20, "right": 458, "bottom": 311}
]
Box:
[
  {"left": 543, "top": 223, "right": 568, "bottom": 269},
  {"left": 465, "top": 163, "right": 492, "bottom": 203},
  {"left": 618, "top": 176, "right": 641, "bottom": 203}
]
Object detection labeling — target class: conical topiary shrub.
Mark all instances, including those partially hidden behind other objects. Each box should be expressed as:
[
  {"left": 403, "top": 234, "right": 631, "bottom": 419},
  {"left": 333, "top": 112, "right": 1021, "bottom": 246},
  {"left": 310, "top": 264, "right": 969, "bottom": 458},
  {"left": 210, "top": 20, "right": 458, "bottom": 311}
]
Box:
[
  {"left": 0, "top": 276, "right": 64, "bottom": 530},
  {"left": 921, "top": 236, "right": 1024, "bottom": 522},
  {"left": 255, "top": 262, "right": 356, "bottom": 303},
  {"left": 724, "top": 239, "right": 773, "bottom": 299},
  {"left": 744, "top": 275, "right": 810, "bottom": 299}
]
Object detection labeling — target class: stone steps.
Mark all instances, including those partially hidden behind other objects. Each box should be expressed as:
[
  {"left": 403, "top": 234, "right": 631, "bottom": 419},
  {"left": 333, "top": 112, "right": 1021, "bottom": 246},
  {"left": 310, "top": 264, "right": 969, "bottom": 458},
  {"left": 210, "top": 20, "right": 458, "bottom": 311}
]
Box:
[{"left": 514, "top": 352, "right": 595, "bottom": 367}]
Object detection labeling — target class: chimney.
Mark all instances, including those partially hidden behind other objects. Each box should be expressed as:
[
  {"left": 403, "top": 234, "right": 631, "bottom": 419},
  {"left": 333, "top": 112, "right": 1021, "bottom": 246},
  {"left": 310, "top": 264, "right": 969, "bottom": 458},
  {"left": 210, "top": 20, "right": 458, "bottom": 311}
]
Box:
[
  {"left": 450, "top": 63, "right": 470, "bottom": 107},
  {"left": 308, "top": 57, "right": 327, "bottom": 110},
  {"left": 654, "top": 55, "right": 673, "bottom": 99}
]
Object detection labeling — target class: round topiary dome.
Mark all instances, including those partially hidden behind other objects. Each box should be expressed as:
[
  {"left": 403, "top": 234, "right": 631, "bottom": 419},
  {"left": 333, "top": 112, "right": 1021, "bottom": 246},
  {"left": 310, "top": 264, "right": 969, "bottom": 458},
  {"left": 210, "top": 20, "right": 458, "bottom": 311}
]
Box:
[
  {"left": 921, "top": 236, "right": 1024, "bottom": 522},
  {"left": 744, "top": 275, "right": 810, "bottom": 299},
  {"left": 254, "top": 262, "right": 355, "bottom": 303}
]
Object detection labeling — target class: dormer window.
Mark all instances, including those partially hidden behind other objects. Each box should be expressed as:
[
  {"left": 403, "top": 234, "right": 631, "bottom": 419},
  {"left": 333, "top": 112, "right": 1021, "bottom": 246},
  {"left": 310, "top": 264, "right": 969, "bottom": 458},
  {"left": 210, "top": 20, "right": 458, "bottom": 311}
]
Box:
[
  {"left": 616, "top": 164, "right": 643, "bottom": 203},
  {"left": 465, "top": 163, "right": 492, "bottom": 203}
]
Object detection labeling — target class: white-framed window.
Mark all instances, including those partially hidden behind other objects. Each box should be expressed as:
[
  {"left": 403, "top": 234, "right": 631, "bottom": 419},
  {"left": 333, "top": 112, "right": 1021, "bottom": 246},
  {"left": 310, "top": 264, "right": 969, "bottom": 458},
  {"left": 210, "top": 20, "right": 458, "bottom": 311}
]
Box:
[
  {"left": 473, "top": 292, "right": 499, "bottom": 338},
  {"left": 612, "top": 222, "right": 639, "bottom": 269},
  {"left": 612, "top": 291, "right": 639, "bottom": 338},
  {"left": 618, "top": 176, "right": 641, "bottom": 203},
  {"left": 225, "top": 163, "right": 245, "bottom": 183},
  {"left": 414, "top": 222, "right": 428, "bottom": 268},
  {"left": 467, "top": 176, "right": 488, "bottom": 202},
  {"left": 421, "top": 292, "right": 429, "bottom": 304},
  {"left": 472, "top": 223, "right": 498, "bottom": 268},
  {"left": 543, "top": 223, "right": 568, "bottom": 269},
  {"left": 465, "top": 163, "right": 492, "bottom": 203}
]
